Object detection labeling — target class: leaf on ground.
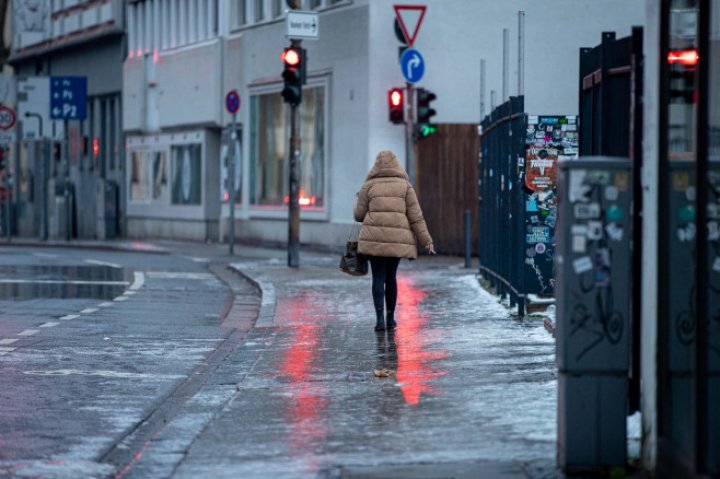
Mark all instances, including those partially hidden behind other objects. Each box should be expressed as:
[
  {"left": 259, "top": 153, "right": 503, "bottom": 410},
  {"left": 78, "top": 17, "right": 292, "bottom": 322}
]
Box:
[{"left": 373, "top": 368, "right": 394, "bottom": 378}]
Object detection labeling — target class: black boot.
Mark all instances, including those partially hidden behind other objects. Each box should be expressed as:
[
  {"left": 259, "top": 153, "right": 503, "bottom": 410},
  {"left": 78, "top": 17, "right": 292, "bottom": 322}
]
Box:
[
  {"left": 374, "top": 308, "right": 385, "bottom": 331},
  {"left": 386, "top": 310, "right": 396, "bottom": 330}
]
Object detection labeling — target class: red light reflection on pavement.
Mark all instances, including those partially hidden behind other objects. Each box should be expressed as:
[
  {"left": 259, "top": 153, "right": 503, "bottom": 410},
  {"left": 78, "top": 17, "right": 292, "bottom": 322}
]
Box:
[
  {"left": 394, "top": 277, "right": 448, "bottom": 406},
  {"left": 278, "top": 293, "right": 328, "bottom": 472}
]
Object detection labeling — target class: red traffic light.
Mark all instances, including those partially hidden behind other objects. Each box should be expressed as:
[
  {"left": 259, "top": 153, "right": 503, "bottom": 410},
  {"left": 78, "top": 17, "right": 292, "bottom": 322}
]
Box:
[
  {"left": 388, "top": 88, "right": 404, "bottom": 124},
  {"left": 282, "top": 48, "right": 301, "bottom": 66},
  {"left": 668, "top": 49, "right": 699, "bottom": 67},
  {"left": 390, "top": 89, "right": 403, "bottom": 107}
]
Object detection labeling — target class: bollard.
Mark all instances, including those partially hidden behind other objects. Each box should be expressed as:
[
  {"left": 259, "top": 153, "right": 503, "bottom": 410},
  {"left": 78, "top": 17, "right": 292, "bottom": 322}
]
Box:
[{"left": 464, "top": 209, "right": 472, "bottom": 268}]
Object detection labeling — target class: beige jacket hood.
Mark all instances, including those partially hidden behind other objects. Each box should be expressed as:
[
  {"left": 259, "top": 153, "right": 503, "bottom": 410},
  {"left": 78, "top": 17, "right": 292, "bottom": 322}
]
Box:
[{"left": 353, "top": 151, "right": 432, "bottom": 259}]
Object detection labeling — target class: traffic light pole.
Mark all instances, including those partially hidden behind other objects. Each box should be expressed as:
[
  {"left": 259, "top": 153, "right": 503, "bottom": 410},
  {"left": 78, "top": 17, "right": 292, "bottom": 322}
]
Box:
[
  {"left": 405, "top": 82, "right": 415, "bottom": 185},
  {"left": 288, "top": 102, "right": 300, "bottom": 268},
  {"left": 288, "top": 40, "right": 302, "bottom": 268}
]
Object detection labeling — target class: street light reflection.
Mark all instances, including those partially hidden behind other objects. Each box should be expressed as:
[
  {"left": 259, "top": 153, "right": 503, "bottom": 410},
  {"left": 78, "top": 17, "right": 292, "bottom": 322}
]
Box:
[
  {"left": 394, "top": 277, "right": 448, "bottom": 406},
  {"left": 279, "top": 294, "right": 328, "bottom": 473}
]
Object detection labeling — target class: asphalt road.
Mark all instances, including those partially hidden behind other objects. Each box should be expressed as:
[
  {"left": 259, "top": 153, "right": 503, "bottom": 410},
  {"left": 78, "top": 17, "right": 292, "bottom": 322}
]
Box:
[{"left": 0, "top": 245, "right": 258, "bottom": 478}]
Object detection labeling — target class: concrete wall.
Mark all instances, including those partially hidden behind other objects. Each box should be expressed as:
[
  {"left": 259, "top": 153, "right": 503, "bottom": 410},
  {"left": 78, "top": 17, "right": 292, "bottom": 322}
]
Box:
[{"left": 640, "top": 1, "right": 659, "bottom": 472}]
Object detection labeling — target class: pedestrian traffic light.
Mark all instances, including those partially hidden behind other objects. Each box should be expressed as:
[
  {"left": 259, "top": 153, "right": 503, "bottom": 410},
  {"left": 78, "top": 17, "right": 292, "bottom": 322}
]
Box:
[
  {"left": 388, "top": 88, "right": 404, "bottom": 124},
  {"left": 281, "top": 46, "right": 305, "bottom": 106},
  {"left": 416, "top": 88, "right": 437, "bottom": 139}
]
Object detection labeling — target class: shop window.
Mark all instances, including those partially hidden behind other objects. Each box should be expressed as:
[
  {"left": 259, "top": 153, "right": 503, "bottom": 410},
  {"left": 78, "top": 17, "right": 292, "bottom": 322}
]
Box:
[
  {"left": 130, "top": 150, "right": 151, "bottom": 201},
  {"left": 250, "top": 85, "right": 325, "bottom": 208},
  {"left": 153, "top": 151, "right": 168, "bottom": 199},
  {"left": 171, "top": 144, "right": 202, "bottom": 205}
]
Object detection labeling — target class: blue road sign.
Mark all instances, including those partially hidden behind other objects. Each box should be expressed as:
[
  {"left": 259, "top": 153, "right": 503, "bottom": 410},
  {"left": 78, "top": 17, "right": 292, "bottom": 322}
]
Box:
[
  {"left": 400, "top": 48, "right": 425, "bottom": 84},
  {"left": 51, "top": 76, "right": 87, "bottom": 120},
  {"left": 225, "top": 90, "right": 240, "bottom": 114}
]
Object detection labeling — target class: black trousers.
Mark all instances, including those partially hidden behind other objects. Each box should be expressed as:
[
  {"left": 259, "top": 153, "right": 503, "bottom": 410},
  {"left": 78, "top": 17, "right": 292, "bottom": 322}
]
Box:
[{"left": 368, "top": 256, "right": 401, "bottom": 313}]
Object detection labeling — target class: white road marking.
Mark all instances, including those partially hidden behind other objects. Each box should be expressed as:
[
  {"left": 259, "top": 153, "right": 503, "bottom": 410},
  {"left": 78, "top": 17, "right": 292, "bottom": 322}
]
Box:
[
  {"left": 0, "top": 279, "right": 129, "bottom": 286},
  {"left": 18, "top": 329, "right": 39, "bottom": 337},
  {"left": 98, "top": 302, "right": 114, "bottom": 308},
  {"left": 39, "top": 322, "right": 59, "bottom": 328},
  {"left": 146, "top": 272, "right": 214, "bottom": 280},
  {"left": 113, "top": 296, "right": 129, "bottom": 302},
  {"left": 0, "top": 347, "right": 16, "bottom": 356},
  {"left": 0, "top": 338, "right": 18, "bottom": 345},
  {"left": 84, "top": 259, "right": 122, "bottom": 269},
  {"left": 129, "top": 272, "right": 145, "bottom": 291},
  {"left": 32, "top": 252, "right": 59, "bottom": 259},
  {"left": 188, "top": 257, "right": 210, "bottom": 263},
  {"left": 123, "top": 291, "right": 137, "bottom": 296},
  {"left": 80, "top": 308, "right": 99, "bottom": 314},
  {"left": 60, "top": 314, "right": 79, "bottom": 320}
]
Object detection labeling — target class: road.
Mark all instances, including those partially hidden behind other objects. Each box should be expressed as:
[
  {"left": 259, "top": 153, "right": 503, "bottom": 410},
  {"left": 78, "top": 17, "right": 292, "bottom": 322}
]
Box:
[{"left": 0, "top": 245, "right": 259, "bottom": 478}]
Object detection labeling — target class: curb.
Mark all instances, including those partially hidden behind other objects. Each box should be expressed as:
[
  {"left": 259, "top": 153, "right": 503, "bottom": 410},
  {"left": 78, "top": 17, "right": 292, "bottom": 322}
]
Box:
[
  {"left": 0, "top": 239, "right": 170, "bottom": 255},
  {"left": 228, "top": 263, "right": 276, "bottom": 328}
]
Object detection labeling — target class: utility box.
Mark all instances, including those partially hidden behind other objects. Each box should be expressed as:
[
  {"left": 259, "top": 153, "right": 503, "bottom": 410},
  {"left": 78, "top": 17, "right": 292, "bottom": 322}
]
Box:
[{"left": 555, "top": 157, "right": 632, "bottom": 471}]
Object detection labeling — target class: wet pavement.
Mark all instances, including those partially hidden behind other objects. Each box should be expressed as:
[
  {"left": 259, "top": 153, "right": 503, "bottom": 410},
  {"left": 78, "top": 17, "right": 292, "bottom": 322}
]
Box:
[
  {"left": 0, "top": 245, "right": 256, "bottom": 478},
  {"left": 168, "top": 254, "right": 556, "bottom": 478},
  {"left": 0, "top": 243, "right": 559, "bottom": 478}
]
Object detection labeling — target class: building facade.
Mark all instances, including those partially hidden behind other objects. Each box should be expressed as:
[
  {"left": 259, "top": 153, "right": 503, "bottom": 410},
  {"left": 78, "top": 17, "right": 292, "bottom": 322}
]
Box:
[
  {"left": 123, "top": 0, "right": 645, "bottom": 246},
  {"left": 9, "top": 0, "right": 125, "bottom": 239}
]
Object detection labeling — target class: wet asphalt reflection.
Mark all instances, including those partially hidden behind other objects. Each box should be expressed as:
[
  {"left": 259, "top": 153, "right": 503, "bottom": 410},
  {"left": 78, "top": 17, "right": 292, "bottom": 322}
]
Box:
[{"left": 0, "top": 265, "right": 130, "bottom": 299}]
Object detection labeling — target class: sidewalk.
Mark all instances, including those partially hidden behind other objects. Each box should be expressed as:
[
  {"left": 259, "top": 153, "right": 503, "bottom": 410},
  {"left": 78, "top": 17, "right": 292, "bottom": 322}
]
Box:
[{"left": 172, "top": 250, "right": 557, "bottom": 478}]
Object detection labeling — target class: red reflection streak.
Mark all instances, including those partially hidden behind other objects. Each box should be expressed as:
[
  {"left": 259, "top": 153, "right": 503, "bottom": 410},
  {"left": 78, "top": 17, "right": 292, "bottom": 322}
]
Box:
[
  {"left": 278, "top": 294, "right": 328, "bottom": 472},
  {"left": 395, "top": 277, "right": 448, "bottom": 406}
]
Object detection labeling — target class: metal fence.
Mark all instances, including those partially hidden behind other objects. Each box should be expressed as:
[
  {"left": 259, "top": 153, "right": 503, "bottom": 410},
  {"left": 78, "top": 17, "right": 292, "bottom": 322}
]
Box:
[{"left": 479, "top": 96, "right": 579, "bottom": 313}]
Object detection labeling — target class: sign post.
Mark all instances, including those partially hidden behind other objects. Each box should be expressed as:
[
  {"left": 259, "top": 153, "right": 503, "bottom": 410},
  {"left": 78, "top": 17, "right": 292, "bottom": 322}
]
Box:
[
  {"left": 51, "top": 76, "right": 87, "bottom": 241},
  {"left": 225, "top": 90, "right": 241, "bottom": 255}
]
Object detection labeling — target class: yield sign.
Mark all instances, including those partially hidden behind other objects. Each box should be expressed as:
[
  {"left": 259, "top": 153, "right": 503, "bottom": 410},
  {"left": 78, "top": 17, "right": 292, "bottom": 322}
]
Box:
[{"left": 393, "top": 5, "right": 427, "bottom": 48}]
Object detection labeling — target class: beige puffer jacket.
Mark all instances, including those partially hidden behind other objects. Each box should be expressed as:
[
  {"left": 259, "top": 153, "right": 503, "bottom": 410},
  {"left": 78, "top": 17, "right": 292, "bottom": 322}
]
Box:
[{"left": 353, "top": 151, "right": 433, "bottom": 259}]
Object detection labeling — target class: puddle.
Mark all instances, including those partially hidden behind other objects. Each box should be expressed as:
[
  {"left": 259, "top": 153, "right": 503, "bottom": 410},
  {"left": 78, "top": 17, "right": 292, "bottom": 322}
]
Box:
[{"left": 0, "top": 265, "right": 130, "bottom": 300}]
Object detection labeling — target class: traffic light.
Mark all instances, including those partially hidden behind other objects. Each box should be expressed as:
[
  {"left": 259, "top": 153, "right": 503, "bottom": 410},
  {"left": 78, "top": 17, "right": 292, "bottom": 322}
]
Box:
[
  {"left": 668, "top": 49, "right": 698, "bottom": 104},
  {"left": 281, "top": 46, "right": 305, "bottom": 106},
  {"left": 0, "top": 147, "right": 6, "bottom": 171},
  {"left": 388, "top": 88, "right": 404, "bottom": 124},
  {"left": 416, "top": 88, "right": 437, "bottom": 139}
]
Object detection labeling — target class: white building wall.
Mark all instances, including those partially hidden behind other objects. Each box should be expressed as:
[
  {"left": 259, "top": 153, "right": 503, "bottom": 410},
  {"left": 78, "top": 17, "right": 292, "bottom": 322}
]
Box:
[
  {"left": 123, "top": 0, "right": 647, "bottom": 246},
  {"left": 640, "top": 0, "right": 660, "bottom": 472}
]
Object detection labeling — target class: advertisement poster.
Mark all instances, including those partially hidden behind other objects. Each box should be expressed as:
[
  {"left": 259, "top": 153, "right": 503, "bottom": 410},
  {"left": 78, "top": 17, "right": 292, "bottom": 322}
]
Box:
[{"left": 525, "top": 146, "right": 558, "bottom": 191}]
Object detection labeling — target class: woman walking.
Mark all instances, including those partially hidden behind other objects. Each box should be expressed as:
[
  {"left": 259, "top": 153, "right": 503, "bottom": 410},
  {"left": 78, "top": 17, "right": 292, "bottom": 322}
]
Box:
[{"left": 353, "top": 150, "right": 435, "bottom": 332}]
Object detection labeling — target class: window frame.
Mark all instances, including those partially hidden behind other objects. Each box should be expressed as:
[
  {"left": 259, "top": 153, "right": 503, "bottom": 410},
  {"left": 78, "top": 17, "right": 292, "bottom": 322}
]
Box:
[{"left": 247, "top": 75, "right": 331, "bottom": 221}]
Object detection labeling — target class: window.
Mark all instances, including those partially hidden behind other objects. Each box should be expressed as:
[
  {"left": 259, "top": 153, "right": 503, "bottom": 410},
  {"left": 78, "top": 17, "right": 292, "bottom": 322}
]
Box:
[
  {"left": 272, "top": 0, "right": 283, "bottom": 18},
  {"left": 171, "top": 144, "right": 202, "bottom": 204},
  {"left": 309, "top": 0, "right": 322, "bottom": 9},
  {"left": 153, "top": 151, "right": 168, "bottom": 198},
  {"left": 231, "top": 0, "right": 247, "bottom": 28},
  {"left": 130, "top": 151, "right": 151, "bottom": 201},
  {"left": 254, "top": 0, "right": 264, "bottom": 22},
  {"left": 250, "top": 85, "right": 325, "bottom": 208}
]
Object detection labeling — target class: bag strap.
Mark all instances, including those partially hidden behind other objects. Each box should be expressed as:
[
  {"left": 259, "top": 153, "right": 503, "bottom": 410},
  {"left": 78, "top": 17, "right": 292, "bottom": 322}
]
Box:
[{"left": 349, "top": 222, "right": 361, "bottom": 241}]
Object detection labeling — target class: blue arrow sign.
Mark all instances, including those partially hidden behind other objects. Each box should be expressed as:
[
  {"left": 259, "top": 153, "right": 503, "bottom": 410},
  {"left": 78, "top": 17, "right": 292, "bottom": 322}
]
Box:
[
  {"left": 400, "top": 48, "right": 425, "bottom": 84},
  {"left": 50, "top": 76, "right": 87, "bottom": 120}
]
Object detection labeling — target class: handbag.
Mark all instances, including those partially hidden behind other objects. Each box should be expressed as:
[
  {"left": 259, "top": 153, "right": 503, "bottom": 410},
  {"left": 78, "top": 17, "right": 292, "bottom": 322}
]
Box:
[{"left": 339, "top": 223, "right": 368, "bottom": 276}]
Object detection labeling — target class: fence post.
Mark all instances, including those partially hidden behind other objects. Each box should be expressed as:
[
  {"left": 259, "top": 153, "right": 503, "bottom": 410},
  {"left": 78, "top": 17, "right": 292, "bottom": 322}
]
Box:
[{"left": 464, "top": 209, "right": 471, "bottom": 268}]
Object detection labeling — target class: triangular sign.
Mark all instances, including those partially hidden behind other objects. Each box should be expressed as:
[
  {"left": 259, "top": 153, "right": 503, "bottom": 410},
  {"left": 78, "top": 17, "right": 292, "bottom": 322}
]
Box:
[{"left": 394, "top": 5, "right": 427, "bottom": 48}]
